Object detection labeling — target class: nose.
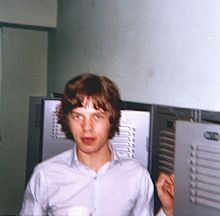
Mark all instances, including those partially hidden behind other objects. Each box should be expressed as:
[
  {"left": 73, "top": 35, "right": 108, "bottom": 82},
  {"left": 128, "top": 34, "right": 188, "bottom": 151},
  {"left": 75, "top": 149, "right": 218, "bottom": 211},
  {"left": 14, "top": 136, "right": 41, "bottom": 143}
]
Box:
[{"left": 82, "top": 117, "right": 93, "bottom": 132}]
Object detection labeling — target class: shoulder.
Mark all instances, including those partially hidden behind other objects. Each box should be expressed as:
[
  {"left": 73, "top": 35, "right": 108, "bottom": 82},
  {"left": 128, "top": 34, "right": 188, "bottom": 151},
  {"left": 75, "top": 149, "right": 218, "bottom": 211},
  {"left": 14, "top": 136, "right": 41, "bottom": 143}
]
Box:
[
  {"left": 43, "top": 149, "right": 73, "bottom": 164},
  {"left": 26, "top": 149, "right": 74, "bottom": 191},
  {"left": 118, "top": 157, "right": 151, "bottom": 179},
  {"left": 34, "top": 149, "right": 74, "bottom": 174},
  {"left": 117, "top": 158, "right": 153, "bottom": 193},
  {"left": 119, "top": 157, "right": 147, "bottom": 170},
  {"left": 111, "top": 144, "right": 148, "bottom": 174}
]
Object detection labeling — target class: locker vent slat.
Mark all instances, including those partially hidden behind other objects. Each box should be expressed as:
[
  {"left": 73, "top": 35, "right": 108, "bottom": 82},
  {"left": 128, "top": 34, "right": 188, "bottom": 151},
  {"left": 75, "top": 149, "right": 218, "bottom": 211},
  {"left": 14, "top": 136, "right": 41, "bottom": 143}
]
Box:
[{"left": 190, "top": 143, "right": 220, "bottom": 210}]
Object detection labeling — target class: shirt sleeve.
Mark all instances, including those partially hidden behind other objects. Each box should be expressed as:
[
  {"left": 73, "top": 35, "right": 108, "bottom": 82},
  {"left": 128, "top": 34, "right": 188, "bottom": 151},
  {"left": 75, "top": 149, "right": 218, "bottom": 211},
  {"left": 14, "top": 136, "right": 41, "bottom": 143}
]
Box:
[
  {"left": 20, "top": 165, "right": 48, "bottom": 216},
  {"left": 133, "top": 169, "right": 154, "bottom": 216}
]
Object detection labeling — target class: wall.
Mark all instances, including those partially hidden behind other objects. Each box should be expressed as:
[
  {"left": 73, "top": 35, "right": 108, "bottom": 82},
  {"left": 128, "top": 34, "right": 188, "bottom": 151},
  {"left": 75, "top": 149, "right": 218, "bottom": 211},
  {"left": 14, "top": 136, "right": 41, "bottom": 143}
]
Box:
[
  {"left": 0, "top": 0, "right": 57, "bottom": 27},
  {"left": 0, "top": 1, "right": 57, "bottom": 214},
  {"left": 0, "top": 27, "right": 48, "bottom": 215},
  {"left": 48, "top": 0, "right": 220, "bottom": 112}
]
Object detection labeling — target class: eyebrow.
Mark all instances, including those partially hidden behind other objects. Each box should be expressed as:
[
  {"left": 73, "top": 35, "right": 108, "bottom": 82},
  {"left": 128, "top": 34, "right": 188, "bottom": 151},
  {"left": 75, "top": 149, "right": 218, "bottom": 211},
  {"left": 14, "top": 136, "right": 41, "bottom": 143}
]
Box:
[{"left": 70, "top": 108, "right": 106, "bottom": 114}]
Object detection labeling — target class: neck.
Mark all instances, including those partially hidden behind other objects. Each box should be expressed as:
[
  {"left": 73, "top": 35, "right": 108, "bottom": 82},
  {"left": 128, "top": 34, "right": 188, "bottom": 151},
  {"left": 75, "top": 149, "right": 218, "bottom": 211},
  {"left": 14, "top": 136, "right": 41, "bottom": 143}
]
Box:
[{"left": 76, "top": 146, "right": 112, "bottom": 172}]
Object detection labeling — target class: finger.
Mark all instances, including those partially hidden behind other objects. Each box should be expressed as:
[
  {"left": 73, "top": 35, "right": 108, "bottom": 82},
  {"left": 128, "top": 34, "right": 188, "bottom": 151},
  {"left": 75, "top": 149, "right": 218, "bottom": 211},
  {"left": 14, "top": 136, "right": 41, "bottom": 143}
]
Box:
[
  {"left": 170, "top": 174, "right": 175, "bottom": 183},
  {"left": 156, "top": 175, "right": 166, "bottom": 189},
  {"left": 162, "top": 173, "right": 174, "bottom": 185},
  {"left": 156, "top": 172, "right": 175, "bottom": 193},
  {"left": 163, "top": 182, "right": 174, "bottom": 197}
]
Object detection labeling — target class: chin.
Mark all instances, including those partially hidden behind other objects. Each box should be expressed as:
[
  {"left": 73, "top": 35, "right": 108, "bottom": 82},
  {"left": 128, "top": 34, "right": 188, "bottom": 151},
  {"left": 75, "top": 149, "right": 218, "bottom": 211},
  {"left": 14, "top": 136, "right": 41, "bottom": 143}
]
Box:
[{"left": 78, "top": 145, "right": 98, "bottom": 153}]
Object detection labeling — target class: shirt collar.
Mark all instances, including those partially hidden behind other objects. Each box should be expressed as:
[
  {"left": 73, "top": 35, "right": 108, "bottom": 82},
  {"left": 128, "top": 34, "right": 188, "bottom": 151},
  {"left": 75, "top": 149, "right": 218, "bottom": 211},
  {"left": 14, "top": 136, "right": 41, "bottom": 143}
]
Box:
[
  {"left": 71, "top": 144, "right": 79, "bottom": 166},
  {"left": 70, "top": 142, "right": 122, "bottom": 167},
  {"left": 109, "top": 142, "right": 122, "bottom": 165}
]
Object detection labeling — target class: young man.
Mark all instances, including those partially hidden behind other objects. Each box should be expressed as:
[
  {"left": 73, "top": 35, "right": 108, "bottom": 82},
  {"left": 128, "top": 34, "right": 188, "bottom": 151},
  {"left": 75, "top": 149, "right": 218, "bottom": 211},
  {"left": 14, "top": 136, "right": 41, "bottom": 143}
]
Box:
[{"left": 20, "top": 73, "right": 173, "bottom": 216}]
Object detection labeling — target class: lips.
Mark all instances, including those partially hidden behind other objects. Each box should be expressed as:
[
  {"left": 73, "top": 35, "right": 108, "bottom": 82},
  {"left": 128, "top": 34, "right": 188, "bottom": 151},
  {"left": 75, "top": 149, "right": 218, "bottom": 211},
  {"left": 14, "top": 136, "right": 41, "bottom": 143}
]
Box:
[{"left": 81, "top": 137, "right": 96, "bottom": 144}]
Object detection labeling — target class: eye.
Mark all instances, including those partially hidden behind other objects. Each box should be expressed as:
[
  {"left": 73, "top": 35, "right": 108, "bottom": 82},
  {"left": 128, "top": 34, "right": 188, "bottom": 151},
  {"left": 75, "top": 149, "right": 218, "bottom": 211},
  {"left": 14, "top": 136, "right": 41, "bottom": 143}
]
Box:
[
  {"left": 71, "top": 113, "right": 83, "bottom": 121},
  {"left": 94, "top": 113, "right": 105, "bottom": 120}
]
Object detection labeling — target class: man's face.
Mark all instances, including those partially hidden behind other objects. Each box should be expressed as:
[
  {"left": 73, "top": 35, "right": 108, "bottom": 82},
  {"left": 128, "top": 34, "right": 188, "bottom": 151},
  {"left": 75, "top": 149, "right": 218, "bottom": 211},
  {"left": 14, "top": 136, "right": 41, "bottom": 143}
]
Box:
[{"left": 68, "top": 99, "right": 111, "bottom": 156}]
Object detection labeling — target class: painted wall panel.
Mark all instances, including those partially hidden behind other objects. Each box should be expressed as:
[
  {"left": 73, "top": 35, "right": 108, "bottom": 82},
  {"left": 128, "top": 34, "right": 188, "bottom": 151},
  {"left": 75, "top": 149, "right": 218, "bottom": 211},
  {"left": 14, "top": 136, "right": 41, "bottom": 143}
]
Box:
[
  {"left": 0, "top": 0, "right": 57, "bottom": 27},
  {"left": 48, "top": 0, "right": 220, "bottom": 112},
  {"left": 0, "top": 27, "right": 47, "bottom": 215}
]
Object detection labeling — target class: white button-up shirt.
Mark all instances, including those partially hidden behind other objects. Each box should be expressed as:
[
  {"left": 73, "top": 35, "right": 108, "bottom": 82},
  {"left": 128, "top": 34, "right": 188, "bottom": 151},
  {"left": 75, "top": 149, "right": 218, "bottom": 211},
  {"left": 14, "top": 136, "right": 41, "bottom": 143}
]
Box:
[{"left": 20, "top": 145, "right": 165, "bottom": 216}]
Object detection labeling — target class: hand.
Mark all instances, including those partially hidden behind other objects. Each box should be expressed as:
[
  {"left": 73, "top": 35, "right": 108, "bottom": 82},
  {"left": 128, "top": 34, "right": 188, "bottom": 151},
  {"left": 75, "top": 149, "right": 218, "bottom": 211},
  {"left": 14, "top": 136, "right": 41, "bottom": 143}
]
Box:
[{"left": 156, "top": 172, "right": 174, "bottom": 216}]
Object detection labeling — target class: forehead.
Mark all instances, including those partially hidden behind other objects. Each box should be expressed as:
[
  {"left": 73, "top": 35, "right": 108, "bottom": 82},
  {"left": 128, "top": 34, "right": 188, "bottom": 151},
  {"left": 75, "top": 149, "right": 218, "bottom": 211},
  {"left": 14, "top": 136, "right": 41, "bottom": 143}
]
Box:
[{"left": 73, "top": 98, "right": 106, "bottom": 113}]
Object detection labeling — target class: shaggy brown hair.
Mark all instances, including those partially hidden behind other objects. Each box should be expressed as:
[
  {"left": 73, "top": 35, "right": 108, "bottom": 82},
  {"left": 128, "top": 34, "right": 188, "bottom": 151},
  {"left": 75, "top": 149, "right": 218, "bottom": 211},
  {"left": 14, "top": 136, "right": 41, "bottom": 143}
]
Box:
[{"left": 58, "top": 73, "right": 121, "bottom": 140}]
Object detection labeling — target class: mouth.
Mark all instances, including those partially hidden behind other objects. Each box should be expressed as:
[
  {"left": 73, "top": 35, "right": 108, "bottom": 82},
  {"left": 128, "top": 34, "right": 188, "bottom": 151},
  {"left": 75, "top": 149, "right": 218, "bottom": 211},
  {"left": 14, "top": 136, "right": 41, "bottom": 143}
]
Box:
[{"left": 81, "top": 137, "right": 96, "bottom": 144}]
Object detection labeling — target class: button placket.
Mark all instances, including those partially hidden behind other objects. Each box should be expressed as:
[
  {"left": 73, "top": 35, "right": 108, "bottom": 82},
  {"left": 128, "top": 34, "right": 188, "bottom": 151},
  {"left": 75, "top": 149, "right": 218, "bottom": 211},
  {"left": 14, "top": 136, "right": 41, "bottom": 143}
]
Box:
[{"left": 93, "top": 174, "right": 100, "bottom": 216}]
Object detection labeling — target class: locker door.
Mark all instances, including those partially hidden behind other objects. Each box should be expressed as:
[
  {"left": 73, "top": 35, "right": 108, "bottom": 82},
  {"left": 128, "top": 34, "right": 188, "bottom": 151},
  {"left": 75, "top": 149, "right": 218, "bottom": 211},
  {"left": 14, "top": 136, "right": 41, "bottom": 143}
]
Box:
[{"left": 174, "top": 121, "right": 220, "bottom": 216}]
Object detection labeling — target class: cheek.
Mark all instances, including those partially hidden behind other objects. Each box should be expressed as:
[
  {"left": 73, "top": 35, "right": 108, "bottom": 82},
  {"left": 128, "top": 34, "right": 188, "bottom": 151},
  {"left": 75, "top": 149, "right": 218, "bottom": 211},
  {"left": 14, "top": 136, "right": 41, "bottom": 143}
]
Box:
[
  {"left": 100, "top": 122, "right": 111, "bottom": 135},
  {"left": 69, "top": 122, "right": 81, "bottom": 136}
]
